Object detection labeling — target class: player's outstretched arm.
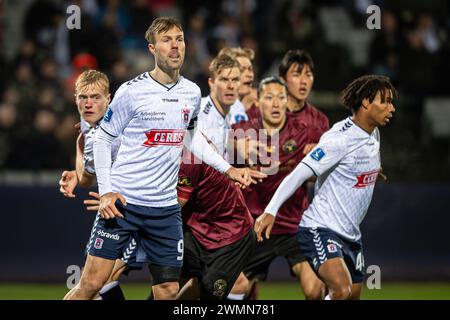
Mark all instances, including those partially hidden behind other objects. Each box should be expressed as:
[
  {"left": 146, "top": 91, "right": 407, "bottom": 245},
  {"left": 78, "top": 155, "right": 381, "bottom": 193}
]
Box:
[{"left": 186, "top": 122, "right": 252, "bottom": 187}]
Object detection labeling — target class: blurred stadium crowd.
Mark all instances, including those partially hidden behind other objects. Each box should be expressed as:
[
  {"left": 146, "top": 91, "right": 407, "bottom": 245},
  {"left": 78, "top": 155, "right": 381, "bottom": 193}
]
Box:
[{"left": 0, "top": 0, "right": 448, "bottom": 180}]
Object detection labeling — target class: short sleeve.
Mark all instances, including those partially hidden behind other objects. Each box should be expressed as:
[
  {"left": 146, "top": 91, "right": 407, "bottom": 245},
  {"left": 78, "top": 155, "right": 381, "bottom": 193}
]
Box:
[{"left": 301, "top": 131, "right": 347, "bottom": 176}]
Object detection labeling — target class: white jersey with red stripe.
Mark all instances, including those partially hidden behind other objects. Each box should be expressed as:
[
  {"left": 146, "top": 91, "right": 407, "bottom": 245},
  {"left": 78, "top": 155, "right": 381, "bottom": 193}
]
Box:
[
  {"left": 98, "top": 72, "right": 201, "bottom": 207},
  {"left": 300, "top": 117, "right": 381, "bottom": 241}
]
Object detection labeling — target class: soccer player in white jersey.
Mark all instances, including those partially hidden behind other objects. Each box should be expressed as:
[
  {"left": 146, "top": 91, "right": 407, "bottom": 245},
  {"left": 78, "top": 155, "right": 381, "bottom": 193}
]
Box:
[
  {"left": 66, "top": 17, "right": 252, "bottom": 300},
  {"left": 198, "top": 54, "right": 242, "bottom": 157},
  {"left": 255, "top": 75, "right": 397, "bottom": 300},
  {"left": 60, "top": 70, "right": 142, "bottom": 300},
  {"left": 218, "top": 47, "right": 256, "bottom": 125}
]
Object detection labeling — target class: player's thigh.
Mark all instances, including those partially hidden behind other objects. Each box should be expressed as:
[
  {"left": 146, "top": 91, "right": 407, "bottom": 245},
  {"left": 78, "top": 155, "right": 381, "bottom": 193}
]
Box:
[
  {"left": 298, "top": 227, "right": 352, "bottom": 291},
  {"left": 201, "top": 230, "right": 256, "bottom": 300},
  {"left": 80, "top": 254, "right": 116, "bottom": 286},
  {"left": 318, "top": 257, "right": 352, "bottom": 290},
  {"left": 292, "top": 261, "right": 326, "bottom": 300},
  {"left": 107, "top": 259, "right": 128, "bottom": 283},
  {"left": 242, "top": 234, "right": 277, "bottom": 282}
]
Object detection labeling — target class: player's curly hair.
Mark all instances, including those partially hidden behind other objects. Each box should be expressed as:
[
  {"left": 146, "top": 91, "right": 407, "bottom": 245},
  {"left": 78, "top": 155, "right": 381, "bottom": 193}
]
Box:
[
  {"left": 208, "top": 54, "right": 242, "bottom": 79},
  {"left": 340, "top": 75, "right": 398, "bottom": 113}
]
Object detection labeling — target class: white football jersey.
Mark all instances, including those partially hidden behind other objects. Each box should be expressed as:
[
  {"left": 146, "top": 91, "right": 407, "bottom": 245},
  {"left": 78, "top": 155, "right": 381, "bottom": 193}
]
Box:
[
  {"left": 227, "top": 99, "right": 248, "bottom": 125},
  {"left": 98, "top": 72, "right": 201, "bottom": 207},
  {"left": 198, "top": 95, "right": 230, "bottom": 157},
  {"left": 300, "top": 117, "right": 381, "bottom": 241},
  {"left": 81, "top": 118, "right": 120, "bottom": 175}
]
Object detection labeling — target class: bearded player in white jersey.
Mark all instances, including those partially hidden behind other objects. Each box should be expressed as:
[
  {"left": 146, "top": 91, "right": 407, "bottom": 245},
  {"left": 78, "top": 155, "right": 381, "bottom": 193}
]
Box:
[
  {"left": 255, "top": 75, "right": 397, "bottom": 300},
  {"left": 65, "top": 17, "right": 252, "bottom": 300}
]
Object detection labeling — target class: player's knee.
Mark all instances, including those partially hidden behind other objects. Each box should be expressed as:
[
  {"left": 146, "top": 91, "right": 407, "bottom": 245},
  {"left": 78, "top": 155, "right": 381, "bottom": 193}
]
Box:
[
  {"left": 153, "top": 282, "right": 179, "bottom": 299},
  {"left": 330, "top": 285, "right": 352, "bottom": 300},
  {"left": 79, "top": 277, "right": 106, "bottom": 297},
  {"left": 231, "top": 274, "right": 249, "bottom": 294},
  {"left": 303, "top": 282, "right": 326, "bottom": 300}
]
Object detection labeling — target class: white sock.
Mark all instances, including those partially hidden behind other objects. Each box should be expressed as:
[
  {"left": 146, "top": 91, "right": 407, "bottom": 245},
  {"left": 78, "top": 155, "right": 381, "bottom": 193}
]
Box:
[
  {"left": 227, "top": 293, "right": 245, "bottom": 300},
  {"left": 325, "top": 294, "right": 332, "bottom": 300},
  {"left": 99, "top": 281, "right": 119, "bottom": 295}
]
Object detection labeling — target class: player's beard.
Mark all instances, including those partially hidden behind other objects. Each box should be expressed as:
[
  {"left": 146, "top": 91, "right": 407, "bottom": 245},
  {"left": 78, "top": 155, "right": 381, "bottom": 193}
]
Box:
[{"left": 157, "top": 52, "right": 185, "bottom": 74}]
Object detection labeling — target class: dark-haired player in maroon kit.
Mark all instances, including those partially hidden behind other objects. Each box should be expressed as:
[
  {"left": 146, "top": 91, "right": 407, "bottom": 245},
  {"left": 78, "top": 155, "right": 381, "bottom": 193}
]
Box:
[
  {"left": 280, "top": 49, "right": 329, "bottom": 154},
  {"left": 229, "top": 76, "right": 328, "bottom": 300},
  {"left": 175, "top": 149, "right": 257, "bottom": 300}
]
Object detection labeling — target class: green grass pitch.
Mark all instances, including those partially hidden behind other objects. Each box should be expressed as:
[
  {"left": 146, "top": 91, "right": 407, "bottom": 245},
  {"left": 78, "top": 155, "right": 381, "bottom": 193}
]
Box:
[{"left": 0, "top": 282, "right": 449, "bottom": 300}]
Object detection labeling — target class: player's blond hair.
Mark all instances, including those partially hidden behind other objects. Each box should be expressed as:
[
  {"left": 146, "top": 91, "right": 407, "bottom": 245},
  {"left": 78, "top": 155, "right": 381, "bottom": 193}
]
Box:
[
  {"left": 145, "top": 17, "right": 183, "bottom": 44},
  {"left": 218, "top": 47, "right": 255, "bottom": 61},
  {"left": 208, "top": 54, "right": 242, "bottom": 79},
  {"left": 75, "top": 69, "right": 109, "bottom": 95}
]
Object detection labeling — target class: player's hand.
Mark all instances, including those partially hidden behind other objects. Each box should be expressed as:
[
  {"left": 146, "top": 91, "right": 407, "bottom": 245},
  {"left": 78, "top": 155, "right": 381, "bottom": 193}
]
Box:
[
  {"left": 224, "top": 167, "right": 252, "bottom": 189},
  {"left": 248, "top": 168, "right": 267, "bottom": 184},
  {"left": 84, "top": 191, "right": 100, "bottom": 212},
  {"left": 99, "top": 192, "right": 127, "bottom": 219},
  {"left": 303, "top": 143, "right": 317, "bottom": 155},
  {"left": 254, "top": 213, "right": 275, "bottom": 242},
  {"left": 59, "top": 170, "right": 78, "bottom": 198}
]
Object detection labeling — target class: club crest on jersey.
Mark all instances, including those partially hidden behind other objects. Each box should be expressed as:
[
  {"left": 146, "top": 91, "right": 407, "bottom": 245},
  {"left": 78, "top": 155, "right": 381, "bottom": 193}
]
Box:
[
  {"left": 143, "top": 129, "right": 185, "bottom": 147},
  {"left": 104, "top": 107, "right": 113, "bottom": 123},
  {"left": 310, "top": 148, "right": 325, "bottom": 161},
  {"left": 283, "top": 139, "right": 298, "bottom": 154},
  {"left": 178, "top": 176, "right": 192, "bottom": 187},
  {"left": 354, "top": 169, "right": 380, "bottom": 188},
  {"left": 182, "top": 107, "right": 190, "bottom": 125},
  {"left": 327, "top": 243, "right": 337, "bottom": 253},
  {"left": 94, "top": 238, "right": 104, "bottom": 249}
]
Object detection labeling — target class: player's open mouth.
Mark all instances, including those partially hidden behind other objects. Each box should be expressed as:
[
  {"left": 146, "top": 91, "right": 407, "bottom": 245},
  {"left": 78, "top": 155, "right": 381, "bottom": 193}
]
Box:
[
  {"left": 242, "top": 81, "right": 252, "bottom": 87},
  {"left": 225, "top": 93, "right": 235, "bottom": 98},
  {"left": 84, "top": 111, "right": 94, "bottom": 116},
  {"left": 271, "top": 111, "right": 281, "bottom": 118},
  {"left": 299, "top": 88, "right": 308, "bottom": 95}
]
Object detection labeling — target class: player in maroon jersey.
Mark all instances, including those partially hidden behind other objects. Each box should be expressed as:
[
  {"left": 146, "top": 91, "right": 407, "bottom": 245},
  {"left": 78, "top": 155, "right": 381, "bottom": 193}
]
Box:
[
  {"left": 280, "top": 49, "right": 329, "bottom": 154},
  {"left": 175, "top": 148, "right": 258, "bottom": 300},
  {"left": 229, "top": 76, "right": 327, "bottom": 300}
]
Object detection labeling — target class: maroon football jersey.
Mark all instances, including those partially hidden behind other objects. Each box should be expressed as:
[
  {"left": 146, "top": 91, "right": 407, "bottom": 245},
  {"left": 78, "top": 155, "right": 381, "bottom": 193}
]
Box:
[
  {"left": 287, "top": 102, "right": 330, "bottom": 142},
  {"left": 177, "top": 151, "right": 253, "bottom": 250},
  {"left": 232, "top": 108, "right": 329, "bottom": 234},
  {"left": 246, "top": 103, "right": 260, "bottom": 121}
]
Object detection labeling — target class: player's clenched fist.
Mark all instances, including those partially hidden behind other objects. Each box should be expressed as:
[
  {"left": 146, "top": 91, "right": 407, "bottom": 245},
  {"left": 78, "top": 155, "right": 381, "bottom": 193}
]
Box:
[
  {"left": 254, "top": 213, "right": 275, "bottom": 242},
  {"left": 99, "top": 192, "right": 127, "bottom": 219}
]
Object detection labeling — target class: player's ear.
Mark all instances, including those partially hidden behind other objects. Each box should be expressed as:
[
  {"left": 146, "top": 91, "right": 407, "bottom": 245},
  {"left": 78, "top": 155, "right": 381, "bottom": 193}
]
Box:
[
  {"left": 361, "top": 98, "right": 370, "bottom": 110},
  {"left": 106, "top": 93, "right": 111, "bottom": 104},
  {"left": 148, "top": 43, "right": 155, "bottom": 55},
  {"left": 208, "top": 77, "right": 214, "bottom": 90}
]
